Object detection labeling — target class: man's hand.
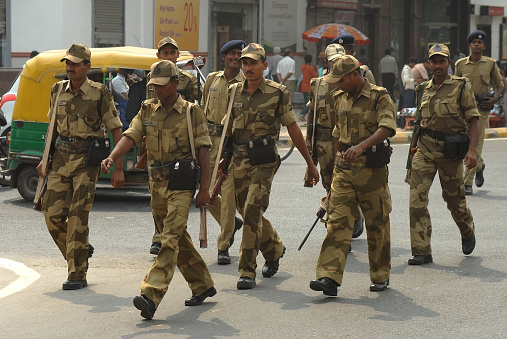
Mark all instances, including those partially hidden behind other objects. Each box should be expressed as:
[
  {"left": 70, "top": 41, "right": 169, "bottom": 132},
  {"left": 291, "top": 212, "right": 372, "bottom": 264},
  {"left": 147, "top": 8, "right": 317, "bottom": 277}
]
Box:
[
  {"left": 464, "top": 149, "right": 477, "bottom": 170},
  {"left": 101, "top": 157, "right": 114, "bottom": 174},
  {"left": 480, "top": 97, "right": 495, "bottom": 111},
  {"left": 306, "top": 163, "right": 319, "bottom": 186},
  {"left": 111, "top": 167, "right": 125, "bottom": 188},
  {"left": 196, "top": 187, "right": 210, "bottom": 208},
  {"left": 36, "top": 160, "right": 49, "bottom": 178},
  {"left": 343, "top": 145, "right": 365, "bottom": 163}
]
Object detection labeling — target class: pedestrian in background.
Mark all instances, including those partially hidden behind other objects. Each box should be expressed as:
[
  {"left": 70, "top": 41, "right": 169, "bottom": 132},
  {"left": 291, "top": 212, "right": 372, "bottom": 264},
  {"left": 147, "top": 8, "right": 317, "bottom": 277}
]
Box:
[
  {"left": 269, "top": 46, "right": 283, "bottom": 83},
  {"left": 379, "top": 48, "right": 398, "bottom": 100},
  {"left": 299, "top": 54, "right": 318, "bottom": 121},
  {"left": 277, "top": 49, "right": 296, "bottom": 101}
]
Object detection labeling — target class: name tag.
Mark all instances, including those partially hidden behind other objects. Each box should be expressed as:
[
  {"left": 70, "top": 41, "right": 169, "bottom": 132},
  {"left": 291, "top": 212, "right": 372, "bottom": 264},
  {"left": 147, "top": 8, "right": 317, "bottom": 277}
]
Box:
[
  {"left": 143, "top": 121, "right": 158, "bottom": 126},
  {"left": 317, "top": 95, "right": 325, "bottom": 100},
  {"left": 57, "top": 101, "right": 66, "bottom": 106},
  {"left": 233, "top": 102, "right": 242, "bottom": 108},
  {"left": 210, "top": 87, "right": 217, "bottom": 91}
]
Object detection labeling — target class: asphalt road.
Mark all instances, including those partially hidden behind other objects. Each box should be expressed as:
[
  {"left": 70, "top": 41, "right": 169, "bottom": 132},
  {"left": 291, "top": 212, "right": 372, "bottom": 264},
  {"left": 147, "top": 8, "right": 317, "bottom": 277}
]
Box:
[{"left": 1, "top": 139, "right": 506, "bottom": 338}]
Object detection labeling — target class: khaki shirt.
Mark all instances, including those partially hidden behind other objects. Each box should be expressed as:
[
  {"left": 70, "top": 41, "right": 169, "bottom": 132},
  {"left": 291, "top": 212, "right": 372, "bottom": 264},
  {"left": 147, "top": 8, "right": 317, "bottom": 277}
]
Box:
[
  {"left": 360, "top": 65, "right": 376, "bottom": 85},
  {"left": 50, "top": 79, "right": 121, "bottom": 139},
  {"left": 124, "top": 95, "right": 211, "bottom": 163},
  {"left": 146, "top": 68, "right": 200, "bottom": 102},
  {"left": 307, "top": 77, "right": 337, "bottom": 129},
  {"left": 332, "top": 80, "right": 396, "bottom": 146},
  {"left": 225, "top": 78, "right": 297, "bottom": 143},
  {"left": 418, "top": 74, "right": 480, "bottom": 134},
  {"left": 201, "top": 70, "right": 244, "bottom": 123},
  {"left": 455, "top": 56, "right": 504, "bottom": 97}
]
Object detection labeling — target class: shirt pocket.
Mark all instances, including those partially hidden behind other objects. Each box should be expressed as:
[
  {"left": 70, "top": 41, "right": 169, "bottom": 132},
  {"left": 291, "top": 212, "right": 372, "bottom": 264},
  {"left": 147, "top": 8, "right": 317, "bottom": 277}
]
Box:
[
  {"left": 55, "top": 104, "right": 68, "bottom": 133},
  {"left": 172, "top": 125, "right": 191, "bottom": 156},
  {"left": 359, "top": 110, "right": 377, "bottom": 138},
  {"left": 420, "top": 100, "right": 431, "bottom": 119},
  {"left": 145, "top": 121, "right": 161, "bottom": 153},
  {"left": 208, "top": 88, "right": 221, "bottom": 116},
  {"left": 337, "top": 111, "right": 348, "bottom": 137},
  {"left": 76, "top": 101, "right": 96, "bottom": 133},
  {"left": 436, "top": 98, "right": 459, "bottom": 119}
]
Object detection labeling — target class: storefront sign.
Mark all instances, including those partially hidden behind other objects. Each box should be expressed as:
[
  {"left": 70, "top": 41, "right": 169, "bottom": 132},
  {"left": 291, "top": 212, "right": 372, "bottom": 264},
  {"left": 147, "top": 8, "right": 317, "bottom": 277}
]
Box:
[
  {"left": 480, "top": 6, "right": 504, "bottom": 16},
  {"left": 318, "top": 0, "right": 358, "bottom": 10},
  {"left": 154, "top": 0, "right": 200, "bottom": 50},
  {"left": 263, "top": 0, "right": 298, "bottom": 52}
]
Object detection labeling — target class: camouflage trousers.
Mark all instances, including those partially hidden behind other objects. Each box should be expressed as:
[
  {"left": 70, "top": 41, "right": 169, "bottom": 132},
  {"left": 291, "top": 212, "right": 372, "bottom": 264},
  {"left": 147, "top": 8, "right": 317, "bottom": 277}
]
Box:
[
  {"left": 316, "top": 140, "right": 335, "bottom": 192},
  {"left": 316, "top": 156, "right": 391, "bottom": 285},
  {"left": 463, "top": 110, "right": 488, "bottom": 186},
  {"left": 142, "top": 179, "right": 214, "bottom": 308},
  {"left": 410, "top": 148, "right": 475, "bottom": 256},
  {"left": 207, "top": 135, "right": 239, "bottom": 250},
  {"left": 42, "top": 157, "right": 99, "bottom": 281},
  {"left": 233, "top": 157, "right": 285, "bottom": 278}
]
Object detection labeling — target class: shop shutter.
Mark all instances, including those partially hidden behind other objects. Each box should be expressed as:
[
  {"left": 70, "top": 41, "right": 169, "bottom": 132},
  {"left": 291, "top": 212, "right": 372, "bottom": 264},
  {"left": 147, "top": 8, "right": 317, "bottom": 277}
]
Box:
[{"left": 94, "top": 0, "right": 124, "bottom": 47}]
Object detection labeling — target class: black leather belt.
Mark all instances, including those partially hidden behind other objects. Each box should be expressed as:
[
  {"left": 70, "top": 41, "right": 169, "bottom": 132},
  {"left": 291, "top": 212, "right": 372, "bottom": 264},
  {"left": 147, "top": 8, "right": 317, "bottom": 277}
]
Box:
[
  {"left": 341, "top": 144, "right": 352, "bottom": 152},
  {"left": 420, "top": 128, "right": 446, "bottom": 141},
  {"left": 59, "top": 135, "right": 86, "bottom": 142}
]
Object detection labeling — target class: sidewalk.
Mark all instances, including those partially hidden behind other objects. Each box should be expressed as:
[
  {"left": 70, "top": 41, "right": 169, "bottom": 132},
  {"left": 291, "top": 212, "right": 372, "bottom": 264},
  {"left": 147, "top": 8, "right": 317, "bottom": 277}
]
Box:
[{"left": 282, "top": 106, "right": 507, "bottom": 144}]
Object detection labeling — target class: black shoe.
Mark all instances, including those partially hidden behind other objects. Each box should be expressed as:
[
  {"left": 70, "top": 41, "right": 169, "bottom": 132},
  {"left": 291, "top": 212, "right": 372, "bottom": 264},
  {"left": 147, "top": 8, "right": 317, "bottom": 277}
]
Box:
[
  {"left": 133, "top": 295, "right": 156, "bottom": 320},
  {"left": 462, "top": 234, "right": 476, "bottom": 255},
  {"left": 370, "top": 279, "right": 389, "bottom": 292},
  {"left": 229, "top": 217, "right": 244, "bottom": 247},
  {"left": 62, "top": 280, "right": 87, "bottom": 290},
  {"left": 237, "top": 277, "right": 256, "bottom": 289},
  {"left": 217, "top": 249, "right": 231, "bottom": 265},
  {"left": 86, "top": 244, "right": 94, "bottom": 270},
  {"left": 407, "top": 254, "right": 433, "bottom": 265},
  {"left": 184, "top": 286, "right": 217, "bottom": 306},
  {"left": 150, "top": 242, "right": 161, "bottom": 255},
  {"left": 309, "top": 277, "right": 339, "bottom": 296},
  {"left": 475, "top": 163, "right": 485, "bottom": 187},
  {"left": 352, "top": 218, "right": 364, "bottom": 238},
  {"left": 262, "top": 247, "right": 285, "bottom": 278},
  {"left": 464, "top": 185, "right": 473, "bottom": 195}
]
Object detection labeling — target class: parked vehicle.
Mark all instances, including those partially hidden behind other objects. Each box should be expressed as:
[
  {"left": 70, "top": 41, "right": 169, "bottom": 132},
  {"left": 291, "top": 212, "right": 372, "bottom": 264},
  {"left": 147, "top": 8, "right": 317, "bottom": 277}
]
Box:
[
  {"left": 4, "top": 46, "right": 205, "bottom": 201},
  {"left": 0, "top": 74, "right": 19, "bottom": 137}
]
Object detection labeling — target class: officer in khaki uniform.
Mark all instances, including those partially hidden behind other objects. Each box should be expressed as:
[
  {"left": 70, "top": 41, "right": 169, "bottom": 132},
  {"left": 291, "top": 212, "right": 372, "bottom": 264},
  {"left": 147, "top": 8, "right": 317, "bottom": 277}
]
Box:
[
  {"left": 305, "top": 43, "right": 365, "bottom": 239},
  {"left": 37, "top": 44, "right": 124, "bottom": 290},
  {"left": 201, "top": 40, "right": 245, "bottom": 265},
  {"left": 102, "top": 60, "right": 215, "bottom": 320},
  {"left": 454, "top": 30, "right": 504, "bottom": 195},
  {"left": 408, "top": 44, "right": 480, "bottom": 266},
  {"left": 221, "top": 43, "right": 319, "bottom": 289},
  {"left": 309, "top": 55, "right": 396, "bottom": 296},
  {"left": 148, "top": 36, "right": 201, "bottom": 255}
]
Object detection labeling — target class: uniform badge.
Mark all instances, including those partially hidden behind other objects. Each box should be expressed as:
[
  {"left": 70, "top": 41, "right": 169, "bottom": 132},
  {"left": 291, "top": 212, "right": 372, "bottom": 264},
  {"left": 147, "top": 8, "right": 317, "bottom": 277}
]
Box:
[
  {"left": 153, "top": 66, "right": 161, "bottom": 75},
  {"left": 57, "top": 101, "right": 66, "bottom": 106},
  {"left": 143, "top": 121, "right": 158, "bottom": 126},
  {"left": 434, "top": 44, "right": 442, "bottom": 52},
  {"left": 247, "top": 44, "right": 255, "bottom": 52},
  {"left": 233, "top": 102, "right": 242, "bottom": 108},
  {"left": 69, "top": 46, "right": 76, "bottom": 54},
  {"left": 210, "top": 87, "right": 217, "bottom": 91}
]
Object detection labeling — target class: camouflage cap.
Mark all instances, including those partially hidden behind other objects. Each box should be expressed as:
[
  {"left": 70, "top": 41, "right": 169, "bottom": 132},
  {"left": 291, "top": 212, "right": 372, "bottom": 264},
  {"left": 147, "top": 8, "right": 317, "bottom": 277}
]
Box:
[
  {"left": 240, "top": 43, "right": 265, "bottom": 61},
  {"left": 60, "top": 44, "right": 91, "bottom": 63},
  {"left": 323, "top": 55, "right": 360, "bottom": 83},
  {"left": 158, "top": 36, "right": 179, "bottom": 51},
  {"left": 428, "top": 43, "right": 450, "bottom": 59},
  {"left": 147, "top": 60, "right": 178, "bottom": 86},
  {"left": 325, "top": 43, "right": 346, "bottom": 62}
]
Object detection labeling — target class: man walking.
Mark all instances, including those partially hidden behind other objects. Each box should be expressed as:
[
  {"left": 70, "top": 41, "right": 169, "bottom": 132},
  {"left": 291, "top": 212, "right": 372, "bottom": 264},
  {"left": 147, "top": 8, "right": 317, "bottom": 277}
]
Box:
[
  {"left": 277, "top": 49, "right": 296, "bottom": 100},
  {"left": 37, "top": 44, "right": 124, "bottom": 290},
  {"left": 201, "top": 39, "right": 245, "bottom": 264},
  {"left": 408, "top": 43, "right": 479, "bottom": 265},
  {"left": 379, "top": 49, "right": 398, "bottom": 100},
  {"left": 102, "top": 60, "right": 216, "bottom": 320},
  {"left": 454, "top": 30, "right": 504, "bottom": 195}
]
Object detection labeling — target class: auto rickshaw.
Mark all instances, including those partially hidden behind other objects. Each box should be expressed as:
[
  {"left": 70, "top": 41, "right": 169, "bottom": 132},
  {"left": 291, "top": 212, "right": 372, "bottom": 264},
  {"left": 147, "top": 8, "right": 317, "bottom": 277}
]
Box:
[{"left": 5, "top": 46, "right": 205, "bottom": 201}]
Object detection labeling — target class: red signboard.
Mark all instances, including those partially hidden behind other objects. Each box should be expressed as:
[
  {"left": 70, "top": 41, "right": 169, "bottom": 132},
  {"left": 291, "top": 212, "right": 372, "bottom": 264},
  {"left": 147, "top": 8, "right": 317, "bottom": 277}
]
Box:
[
  {"left": 488, "top": 6, "right": 504, "bottom": 16},
  {"left": 318, "top": 0, "right": 358, "bottom": 10}
]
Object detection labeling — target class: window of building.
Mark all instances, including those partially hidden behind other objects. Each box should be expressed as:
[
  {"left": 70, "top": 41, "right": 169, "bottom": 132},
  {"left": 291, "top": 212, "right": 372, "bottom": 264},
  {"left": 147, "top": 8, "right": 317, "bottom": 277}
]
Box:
[{"left": 94, "top": 0, "right": 125, "bottom": 47}]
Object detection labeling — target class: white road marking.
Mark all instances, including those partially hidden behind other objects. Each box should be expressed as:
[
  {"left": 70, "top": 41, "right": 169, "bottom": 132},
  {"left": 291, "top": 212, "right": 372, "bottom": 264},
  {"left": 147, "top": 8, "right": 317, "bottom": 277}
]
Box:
[{"left": 0, "top": 258, "right": 41, "bottom": 298}]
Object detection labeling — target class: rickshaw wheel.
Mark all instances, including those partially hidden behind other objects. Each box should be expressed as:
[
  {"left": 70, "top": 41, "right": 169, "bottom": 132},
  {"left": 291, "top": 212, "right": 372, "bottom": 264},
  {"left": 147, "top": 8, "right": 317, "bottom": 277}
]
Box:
[{"left": 17, "top": 165, "right": 38, "bottom": 202}]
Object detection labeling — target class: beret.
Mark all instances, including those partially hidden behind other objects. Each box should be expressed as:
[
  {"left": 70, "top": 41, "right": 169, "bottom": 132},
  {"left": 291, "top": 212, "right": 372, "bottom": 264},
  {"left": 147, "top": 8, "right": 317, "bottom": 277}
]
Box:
[
  {"left": 220, "top": 40, "right": 246, "bottom": 54},
  {"left": 331, "top": 34, "right": 355, "bottom": 46},
  {"left": 467, "top": 30, "right": 487, "bottom": 43}
]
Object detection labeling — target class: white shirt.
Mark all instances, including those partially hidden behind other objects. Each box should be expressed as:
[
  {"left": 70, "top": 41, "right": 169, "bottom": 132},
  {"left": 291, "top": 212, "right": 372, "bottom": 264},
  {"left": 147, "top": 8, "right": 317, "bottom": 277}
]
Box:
[
  {"left": 401, "top": 64, "right": 415, "bottom": 91},
  {"left": 379, "top": 54, "right": 398, "bottom": 76},
  {"left": 277, "top": 56, "right": 296, "bottom": 81},
  {"left": 112, "top": 73, "right": 129, "bottom": 99}
]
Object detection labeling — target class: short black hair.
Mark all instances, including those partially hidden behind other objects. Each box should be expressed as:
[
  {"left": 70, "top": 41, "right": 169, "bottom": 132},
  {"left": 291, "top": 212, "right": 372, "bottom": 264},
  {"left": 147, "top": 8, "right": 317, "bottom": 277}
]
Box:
[
  {"left": 385, "top": 49, "right": 391, "bottom": 55},
  {"left": 304, "top": 54, "right": 312, "bottom": 63},
  {"left": 407, "top": 56, "right": 417, "bottom": 64}
]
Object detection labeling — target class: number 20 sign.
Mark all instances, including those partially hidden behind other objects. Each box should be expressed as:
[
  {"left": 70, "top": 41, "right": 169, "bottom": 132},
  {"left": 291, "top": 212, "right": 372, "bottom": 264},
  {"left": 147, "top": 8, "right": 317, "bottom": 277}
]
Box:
[{"left": 155, "top": 0, "right": 200, "bottom": 51}]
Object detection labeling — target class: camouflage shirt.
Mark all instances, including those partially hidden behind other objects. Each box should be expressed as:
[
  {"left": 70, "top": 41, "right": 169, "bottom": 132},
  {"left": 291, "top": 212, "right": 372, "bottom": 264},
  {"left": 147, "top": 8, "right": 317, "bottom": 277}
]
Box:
[
  {"left": 307, "top": 77, "right": 337, "bottom": 129},
  {"left": 49, "top": 79, "right": 121, "bottom": 139},
  {"left": 124, "top": 95, "right": 211, "bottom": 163},
  {"left": 455, "top": 55, "right": 504, "bottom": 97},
  {"left": 332, "top": 80, "right": 396, "bottom": 146},
  {"left": 225, "top": 78, "right": 297, "bottom": 143},
  {"left": 201, "top": 70, "right": 244, "bottom": 124},
  {"left": 418, "top": 74, "right": 480, "bottom": 134}
]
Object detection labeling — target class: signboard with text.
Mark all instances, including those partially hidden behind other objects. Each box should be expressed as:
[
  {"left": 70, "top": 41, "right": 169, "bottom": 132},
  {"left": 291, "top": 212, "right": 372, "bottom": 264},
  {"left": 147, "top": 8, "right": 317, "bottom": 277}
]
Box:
[
  {"left": 318, "top": 0, "right": 358, "bottom": 10},
  {"left": 263, "top": 0, "right": 297, "bottom": 52},
  {"left": 154, "top": 0, "right": 200, "bottom": 51}
]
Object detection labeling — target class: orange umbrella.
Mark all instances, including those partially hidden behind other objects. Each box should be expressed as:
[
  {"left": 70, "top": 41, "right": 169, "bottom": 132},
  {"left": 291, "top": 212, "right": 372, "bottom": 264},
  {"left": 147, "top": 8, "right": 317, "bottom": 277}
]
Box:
[{"left": 302, "top": 23, "right": 369, "bottom": 45}]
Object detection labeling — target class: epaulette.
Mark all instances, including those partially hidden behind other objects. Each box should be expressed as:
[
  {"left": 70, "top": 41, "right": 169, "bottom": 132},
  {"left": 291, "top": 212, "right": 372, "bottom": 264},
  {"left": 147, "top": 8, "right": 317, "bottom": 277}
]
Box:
[
  {"left": 89, "top": 80, "right": 109, "bottom": 94},
  {"left": 179, "top": 69, "right": 196, "bottom": 81},
  {"left": 370, "top": 84, "right": 389, "bottom": 96},
  {"left": 51, "top": 80, "right": 67, "bottom": 93},
  {"left": 455, "top": 57, "right": 468, "bottom": 65},
  {"left": 266, "top": 79, "right": 286, "bottom": 93},
  {"left": 141, "top": 98, "right": 158, "bottom": 108}
]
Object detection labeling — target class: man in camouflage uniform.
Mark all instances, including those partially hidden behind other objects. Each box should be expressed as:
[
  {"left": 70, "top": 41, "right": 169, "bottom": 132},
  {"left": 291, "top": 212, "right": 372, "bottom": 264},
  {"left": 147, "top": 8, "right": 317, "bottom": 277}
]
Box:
[
  {"left": 408, "top": 44, "right": 479, "bottom": 266},
  {"left": 102, "top": 60, "right": 215, "bottom": 320},
  {"left": 332, "top": 34, "right": 376, "bottom": 85},
  {"left": 454, "top": 30, "right": 504, "bottom": 195},
  {"left": 221, "top": 43, "right": 319, "bottom": 289},
  {"left": 149, "top": 36, "right": 201, "bottom": 255},
  {"left": 310, "top": 55, "right": 396, "bottom": 296},
  {"left": 201, "top": 39, "right": 245, "bottom": 265},
  {"left": 305, "top": 43, "right": 365, "bottom": 239},
  {"left": 36, "top": 44, "right": 124, "bottom": 290}
]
